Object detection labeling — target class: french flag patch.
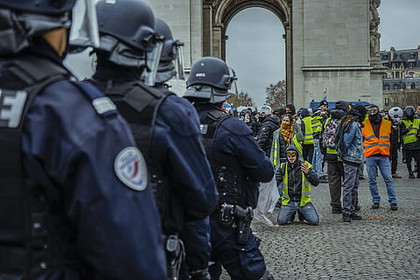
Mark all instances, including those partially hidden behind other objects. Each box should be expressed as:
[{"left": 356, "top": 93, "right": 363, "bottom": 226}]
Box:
[{"left": 114, "top": 147, "right": 148, "bottom": 191}]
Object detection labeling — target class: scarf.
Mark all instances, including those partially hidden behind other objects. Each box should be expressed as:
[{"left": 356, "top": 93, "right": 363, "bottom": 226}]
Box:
[{"left": 280, "top": 123, "right": 293, "bottom": 146}]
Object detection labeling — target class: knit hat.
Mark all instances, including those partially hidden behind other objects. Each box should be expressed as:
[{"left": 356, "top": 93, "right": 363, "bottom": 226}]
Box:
[
  {"left": 335, "top": 101, "right": 349, "bottom": 112},
  {"left": 349, "top": 104, "right": 367, "bottom": 118}
]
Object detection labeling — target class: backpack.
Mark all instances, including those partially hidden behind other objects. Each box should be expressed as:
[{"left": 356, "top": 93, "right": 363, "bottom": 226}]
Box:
[{"left": 321, "top": 117, "right": 340, "bottom": 149}]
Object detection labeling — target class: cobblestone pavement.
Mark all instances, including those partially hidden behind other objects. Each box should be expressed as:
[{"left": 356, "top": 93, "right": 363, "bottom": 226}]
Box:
[{"left": 221, "top": 162, "right": 420, "bottom": 280}]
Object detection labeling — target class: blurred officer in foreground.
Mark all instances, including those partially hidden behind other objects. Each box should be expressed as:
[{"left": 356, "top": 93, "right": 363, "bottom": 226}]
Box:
[
  {"left": 183, "top": 57, "right": 275, "bottom": 280},
  {"left": 152, "top": 18, "right": 214, "bottom": 280},
  {"left": 89, "top": 2, "right": 218, "bottom": 279},
  {"left": 0, "top": 0, "right": 167, "bottom": 279}
]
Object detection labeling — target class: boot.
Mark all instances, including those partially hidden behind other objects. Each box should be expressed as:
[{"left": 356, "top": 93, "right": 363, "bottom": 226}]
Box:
[
  {"left": 392, "top": 173, "right": 402, "bottom": 178},
  {"left": 409, "top": 172, "right": 415, "bottom": 179}
]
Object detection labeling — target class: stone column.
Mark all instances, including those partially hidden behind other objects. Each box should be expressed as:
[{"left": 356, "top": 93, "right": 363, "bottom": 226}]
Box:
[
  {"left": 202, "top": 2, "right": 213, "bottom": 57},
  {"left": 212, "top": 23, "right": 223, "bottom": 59}
]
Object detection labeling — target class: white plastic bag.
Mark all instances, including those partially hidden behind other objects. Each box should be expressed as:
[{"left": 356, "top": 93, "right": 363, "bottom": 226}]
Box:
[{"left": 253, "top": 176, "right": 280, "bottom": 227}]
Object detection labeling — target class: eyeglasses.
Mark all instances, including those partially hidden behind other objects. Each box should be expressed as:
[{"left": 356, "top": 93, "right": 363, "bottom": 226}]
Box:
[
  {"left": 286, "top": 151, "right": 297, "bottom": 157},
  {"left": 369, "top": 108, "right": 378, "bottom": 114}
]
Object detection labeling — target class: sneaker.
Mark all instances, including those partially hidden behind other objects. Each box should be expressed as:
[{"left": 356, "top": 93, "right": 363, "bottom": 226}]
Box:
[
  {"left": 350, "top": 213, "right": 362, "bottom": 220},
  {"left": 372, "top": 202, "right": 380, "bottom": 209},
  {"left": 332, "top": 207, "right": 342, "bottom": 214},
  {"left": 409, "top": 173, "right": 415, "bottom": 179},
  {"left": 390, "top": 203, "right": 398, "bottom": 211},
  {"left": 359, "top": 176, "right": 365, "bottom": 180},
  {"left": 392, "top": 173, "right": 402, "bottom": 178},
  {"left": 342, "top": 214, "right": 351, "bottom": 222},
  {"left": 355, "top": 205, "right": 361, "bottom": 212}
]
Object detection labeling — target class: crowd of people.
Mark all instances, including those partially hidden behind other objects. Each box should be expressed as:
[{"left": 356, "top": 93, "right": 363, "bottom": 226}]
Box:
[
  {"left": 1, "top": 0, "right": 419, "bottom": 279},
  {"left": 237, "top": 101, "right": 420, "bottom": 224}
]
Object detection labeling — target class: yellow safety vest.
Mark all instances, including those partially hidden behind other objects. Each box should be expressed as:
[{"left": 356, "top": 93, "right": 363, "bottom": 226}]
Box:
[
  {"left": 281, "top": 161, "right": 313, "bottom": 207},
  {"left": 402, "top": 119, "right": 420, "bottom": 145},
  {"left": 311, "top": 115, "right": 323, "bottom": 134},
  {"left": 302, "top": 117, "right": 314, "bottom": 144}
]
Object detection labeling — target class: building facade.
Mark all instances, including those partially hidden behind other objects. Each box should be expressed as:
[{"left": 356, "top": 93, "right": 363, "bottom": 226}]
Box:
[
  {"left": 143, "top": 0, "right": 384, "bottom": 109},
  {"left": 381, "top": 46, "right": 420, "bottom": 109}
]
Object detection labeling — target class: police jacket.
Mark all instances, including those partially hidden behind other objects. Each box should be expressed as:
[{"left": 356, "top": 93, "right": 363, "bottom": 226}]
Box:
[
  {"left": 91, "top": 63, "right": 218, "bottom": 233},
  {"left": 256, "top": 115, "right": 280, "bottom": 157},
  {"left": 0, "top": 40, "right": 166, "bottom": 279},
  {"left": 194, "top": 103, "right": 274, "bottom": 209}
]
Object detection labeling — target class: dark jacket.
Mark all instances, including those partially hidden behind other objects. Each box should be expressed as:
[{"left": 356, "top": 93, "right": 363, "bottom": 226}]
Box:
[
  {"left": 256, "top": 115, "right": 280, "bottom": 156},
  {"left": 275, "top": 159, "right": 319, "bottom": 203}
]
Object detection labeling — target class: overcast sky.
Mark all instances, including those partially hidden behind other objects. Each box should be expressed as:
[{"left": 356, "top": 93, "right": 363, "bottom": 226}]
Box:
[{"left": 226, "top": 0, "right": 420, "bottom": 108}]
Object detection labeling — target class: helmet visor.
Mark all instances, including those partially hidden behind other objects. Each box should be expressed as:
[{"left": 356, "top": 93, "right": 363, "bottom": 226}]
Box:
[
  {"left": 143, "top": 40, "right": 164, "bottom": 86},
  {"left": 175, "top": 42, "right": 185, "bottom": 80},
  {"left": 68, "top": 0, "right": 99, "bottom": 52}
]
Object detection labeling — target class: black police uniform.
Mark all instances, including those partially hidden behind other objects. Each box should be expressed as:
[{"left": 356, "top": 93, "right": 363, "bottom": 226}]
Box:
[
  {"left": 194, "top": 103, "right": 274, "bottom": 280},
  {"left": 0, "top": 39, "right": 167, "bottom": 279},
  {"left": 90, "top": 63, "right": 218, "bottom": 270}
]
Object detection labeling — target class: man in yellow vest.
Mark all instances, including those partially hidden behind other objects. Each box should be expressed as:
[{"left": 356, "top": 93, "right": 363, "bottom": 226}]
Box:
[
  {"left": 275, "top": 146, "right": 320, "bottom": 225},
  {"left": 299, "top": 108, "right": 315, "bottom": 163},
  {"left": 362, "top": 105, "right": 398, "bottom": 210},
  {"left": 400, "top": 106, "right": 420, "bottom": 178}
]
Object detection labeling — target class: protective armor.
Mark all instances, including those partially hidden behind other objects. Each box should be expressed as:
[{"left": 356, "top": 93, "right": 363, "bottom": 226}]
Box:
[
  {"left": 184, "top": 57, "right": 235, "bottom": 104},
  {"left": 91, "top": 79, "right": 185, "bottom": 233},
  {"left": 95, "top": 0, "right": 163, "bottom": 77},
  {"left": 0, "top": 56, "right": 73, "bottom": 278},
  {"left": 388, "top": 107, "right": 403, "bottom": 124},
  {"left": 197, "top": 105, "right": 258, "bottom": 208}
]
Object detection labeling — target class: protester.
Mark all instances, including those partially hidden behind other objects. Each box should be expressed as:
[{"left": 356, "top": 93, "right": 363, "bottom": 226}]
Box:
[
  {"left": 275, "top": 146, "right": 320, "bottom": 225},
  {"left": 336, "top": 104, "right": 366, "bottom": 222},
  {"left": 362, "top": 105, "right": 398, "bottom": 210}
]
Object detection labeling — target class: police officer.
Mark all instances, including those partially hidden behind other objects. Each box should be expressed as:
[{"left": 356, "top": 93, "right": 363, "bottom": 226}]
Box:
[
  {"left": 183, "top": 57, "right": 275, "bottom": 280},
  {"left": 89, "top": 2, "right": 218, "bottom": 279},
  {"left": 0, "top": 0, "right": 167, "bottom": 279},
  {"left": 153, "top": 18, "right": 213, "bottom": 280}
]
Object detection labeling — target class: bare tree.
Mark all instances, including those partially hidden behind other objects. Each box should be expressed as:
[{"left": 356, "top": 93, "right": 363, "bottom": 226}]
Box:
[
  {"left": 265, "top": 80, "right": 286, "bottom": 109},
  {"left": 227, "top": 91, "right": 255, "bottom": 108}
]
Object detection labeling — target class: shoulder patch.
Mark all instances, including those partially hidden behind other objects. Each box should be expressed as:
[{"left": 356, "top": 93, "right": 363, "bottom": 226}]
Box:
[
  {"left": 114, "top": 147, "right": 148, "bottom": 191},
  {"left": 92, "top": 97, "right": 117, "bottom": 115}
]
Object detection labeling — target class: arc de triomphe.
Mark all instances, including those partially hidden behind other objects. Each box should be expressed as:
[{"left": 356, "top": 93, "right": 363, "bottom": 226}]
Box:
[{"left": 144, "top": 0, "right": 384, "bottom": 108}]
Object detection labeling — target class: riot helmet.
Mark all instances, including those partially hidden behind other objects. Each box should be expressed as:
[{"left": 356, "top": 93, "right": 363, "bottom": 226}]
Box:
[
  {"left": 183, "top": 57, "right": 236, "bottom": 104},
  {"left": 388, "top": 107, "right": 403, "bottom": 124},
  {"left": 403, "top": 105, "right": 416, "bottom": 119},
  {"left": 154, "top": 18, "right": 185, "bottom": 84},
  {"left": 95, "top": 0, "right": 163, "bottom": 86},
  {"left": 0, "top": 0, "right": 99, "bottom": 55}
]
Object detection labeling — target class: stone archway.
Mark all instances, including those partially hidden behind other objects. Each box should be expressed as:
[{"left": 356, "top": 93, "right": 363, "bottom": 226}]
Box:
[{"left": 202, "top": 0, "right": 293, "bottom": 102}]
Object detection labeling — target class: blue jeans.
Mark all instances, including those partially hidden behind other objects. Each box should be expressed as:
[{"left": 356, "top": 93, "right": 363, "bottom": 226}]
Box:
[
  {"left": 312, "top": 139, "right": 324, "bottom": 178},
  {"left": 277, "top": 202, "right": 319, "bottom": 225},
  {"left": 366, "top": 156, "right": 397, "bottom": 204}
]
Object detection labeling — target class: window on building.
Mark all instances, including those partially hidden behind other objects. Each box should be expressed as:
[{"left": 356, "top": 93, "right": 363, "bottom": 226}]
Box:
[
  {"left": 393, "top": 84, "right": 400, "bottom": 90},
  {"left": 402, "top": 83, "right": 406, "bottom": 89},
  {"left": 396, "top": 72, "right": 400, "bottom": 78},
  {"left": 412, "top": 83, "right": 416, "bottom": 89},
  {"left": 385, "top": 84, "right": 390, "bottom": 90},
  {"left": 393, "top": 97, "right": 398, "bottom": 103},
  {"left": 385, "top": 98, "right": 389, "bottom": 106}
]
